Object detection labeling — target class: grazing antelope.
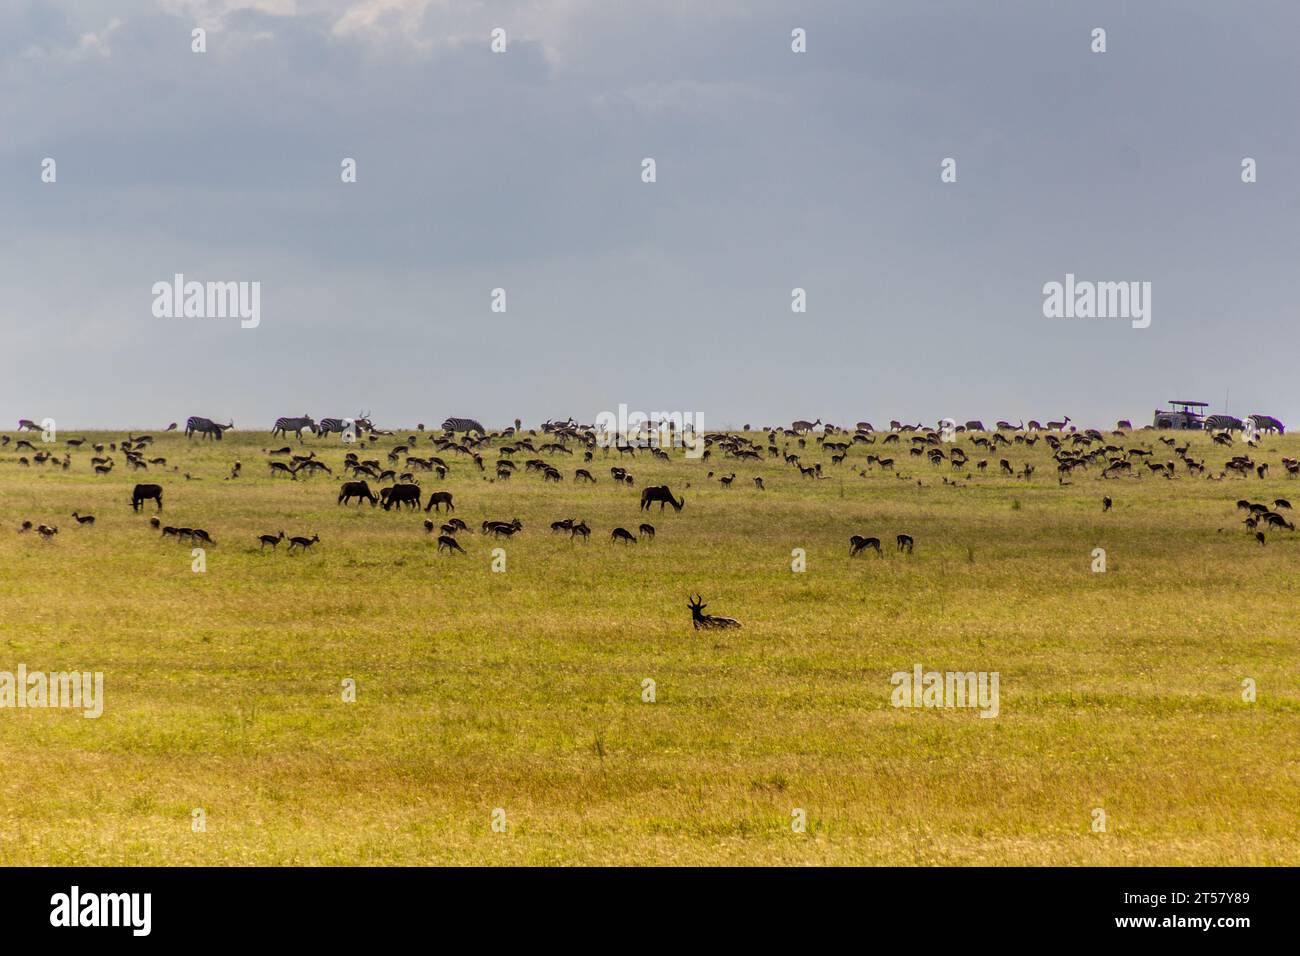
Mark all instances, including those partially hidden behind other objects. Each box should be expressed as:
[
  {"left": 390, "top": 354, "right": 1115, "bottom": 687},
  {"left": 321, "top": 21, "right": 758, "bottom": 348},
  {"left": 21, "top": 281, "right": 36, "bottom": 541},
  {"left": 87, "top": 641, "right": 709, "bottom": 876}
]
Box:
[
  {"left": 424, "top": 491, "right": 455, "bottom": 513},
  {"left": 610, "top": 527, "right": 637, "bottom": 544},
  {"left": 1274, "top": 499, "right": 1292, "bottom": 510},
  {"left": 37, "top": 524, "right": 58, "bottom": 540},
  {"left": 71, "top": 512, "right": 95, "bottom": 526},
  {"left": 437, "top": 535, "right": 467, "bottom": 554},
  {"left": 688, "top": 594, "right": 741, "bottom": 630},
  {"left": 574, "top": 468, "right": 596, "bottom": 483},
  {"left": 19, "top": 521, "right": 32, "bottom": 533},
  {"left": 191, "top": 529, "right": 216, "bottom": 546},
  {"left": 258, "top": 531, "right": 286, "bottom": 549},
  {"left": 849, "top": 535, "right": 882, "bottom": 556},
  {"left": 288, "top": 533, "right": 320, "bottom": 552},
  {"left": 1102, "top": 496, "right": 1112, "bottom": 513},
  {"left": 269, "top": 461, "right": 297, "bottom": 479},
  {"left": 639, "top": 523, "right": 655, "bottom": 540},
  {"left": 1256, "top": 531, "right": 1266, "bottom": 546},
  {"left": 423, "top": 519, "right": 436, "bottom": 534},
  {"left": 753, "top": 477, "right": 765, "bottom": 490},
  {"left": 896, "top": 533, "right": 913, "bottom": 553},
  {"left": 569, "top": 521, "right": 591, "bottom": 542}
]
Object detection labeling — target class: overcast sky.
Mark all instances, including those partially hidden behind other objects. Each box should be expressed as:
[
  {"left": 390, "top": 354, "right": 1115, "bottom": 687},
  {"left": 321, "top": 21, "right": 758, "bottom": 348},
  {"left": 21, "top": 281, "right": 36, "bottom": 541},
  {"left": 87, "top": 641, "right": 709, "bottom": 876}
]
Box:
[{"left": 3, "top": 0, "right": 1298, "bottom": 430}]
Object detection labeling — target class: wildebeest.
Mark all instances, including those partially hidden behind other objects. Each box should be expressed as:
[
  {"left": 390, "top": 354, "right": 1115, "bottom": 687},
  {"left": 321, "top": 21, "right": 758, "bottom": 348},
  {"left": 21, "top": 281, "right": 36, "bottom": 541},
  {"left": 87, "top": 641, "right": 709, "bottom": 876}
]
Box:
[
  {"left": 337, "top": 481, "right": 378, "bottom": 506},
  {"left": 381, "top": 484, "right": 422, "bottom": 511},
  {"left": 424, "top": 491, "right": 455, "bottom": 513},
  {"left": 131, "top": 483, "right": 163, "bottom": 512},
  {"left": 640, "top": 486, "right": 684, "bottom": 512}
]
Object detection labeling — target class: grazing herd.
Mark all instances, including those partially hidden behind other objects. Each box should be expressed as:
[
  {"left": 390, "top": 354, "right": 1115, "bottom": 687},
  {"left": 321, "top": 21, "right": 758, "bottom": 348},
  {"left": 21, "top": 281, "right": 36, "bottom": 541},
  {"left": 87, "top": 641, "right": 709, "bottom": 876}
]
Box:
[{"left": 7, "top": 412, "right": 1299, "bottom": 631}]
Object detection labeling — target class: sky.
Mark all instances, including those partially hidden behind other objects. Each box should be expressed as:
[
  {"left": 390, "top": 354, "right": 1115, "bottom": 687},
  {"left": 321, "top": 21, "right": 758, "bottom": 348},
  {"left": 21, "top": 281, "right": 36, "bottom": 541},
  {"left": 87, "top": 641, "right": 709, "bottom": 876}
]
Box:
[{"left": 2, "top": 0, "right": 1298, "bottom": 431}]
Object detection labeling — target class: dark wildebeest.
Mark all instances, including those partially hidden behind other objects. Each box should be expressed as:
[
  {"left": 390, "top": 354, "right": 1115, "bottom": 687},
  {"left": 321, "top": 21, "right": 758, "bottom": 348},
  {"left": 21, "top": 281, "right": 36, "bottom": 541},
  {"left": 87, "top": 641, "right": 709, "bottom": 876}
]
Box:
[
  {"left": 338, "top": 481, "right": 378, "bottom": 506},
  {"left": 640, "top": 486, "right": 684, "bottom": 512},
  {"left": 381, "top": 484, "right": 422, "bottom": 511},
  {"left": 424, "top": 491, "right": 455, "bottom": 513},
  {"left": 131, "top": 483, "right": 163, "bottom": 512}
]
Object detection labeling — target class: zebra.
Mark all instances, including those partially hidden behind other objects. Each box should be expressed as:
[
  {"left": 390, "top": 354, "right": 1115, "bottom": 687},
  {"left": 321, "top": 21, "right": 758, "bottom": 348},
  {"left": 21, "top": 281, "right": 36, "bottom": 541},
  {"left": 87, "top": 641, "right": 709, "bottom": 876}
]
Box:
[
  {"left": 185, "top": 416, "right": 233, "bottom": 440},
  {"left": 1249, "top": 414, "right": 1285, "bottom": 435},
  {"left": 272, "top": 415, "right": 316, "bottom": 440},
  {"left": 441, "top": 417, "right": 486, "bottom": 435},
  {"left": 316, "top": 416, "right": 373, "bottom": 439},
  {"left": 1203, "top": 414, "right": 1244, "bottom": 431}
]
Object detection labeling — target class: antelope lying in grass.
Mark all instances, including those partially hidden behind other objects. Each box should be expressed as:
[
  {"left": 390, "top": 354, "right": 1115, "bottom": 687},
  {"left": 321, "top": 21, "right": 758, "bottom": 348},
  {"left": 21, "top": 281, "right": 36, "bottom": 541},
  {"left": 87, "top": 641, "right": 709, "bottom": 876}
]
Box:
[{"left": 688, "top": 595, "right": 741, "bottom": 630}]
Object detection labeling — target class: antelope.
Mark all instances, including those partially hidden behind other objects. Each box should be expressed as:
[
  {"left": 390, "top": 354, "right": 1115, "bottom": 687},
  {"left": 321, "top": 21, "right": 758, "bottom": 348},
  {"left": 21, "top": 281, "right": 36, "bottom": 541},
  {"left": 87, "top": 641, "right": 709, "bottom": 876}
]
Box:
[
  {"left": 191, "top": 529, "right": 216, "bottom": 546},
  {"left": 437, "top": 535, "right": 467, "bottom": 554},
  {"left": 551, "top": 518, "right": 575, "bottom": 534},
  {"left": 611, "top": 527, "right": 637, "bottom": 544},
  {"left": 753, "top": 477, "right": 765, "bottom": 490},
  {"left": 687, "top": 595, "right": 741, "bottom": 630},
  {"left": 639, "top": 523, "right": 655, "bottom": 540},
  {"left": 896, "top": 533, "right": 913, "bottom": 553},
  {"left": 1102, "top": 496, "right": 1112, "bottom": 512},
  {"left": 258, "top": 531, "right": 286, "bottom": 549},
  {"left": 574, "top": 469, "right": 596, "bottom": 483},
  {"left": 569, "top": 521, "right": 591, "bottom": 542},
  {"left": 37, "top": 524, "right": 58, "bottom": 540},
  {"left": 288, "top": 534, "right": 320, "bottom": 552},
  {"left": 71, "top": 512, "right": 95, "bottom": 525},
  {"left": 849, "top": 535, "right": 882, "bottom": 556},
  {"left": 269, "top": 461, "right": 297, "bottom": 479}
]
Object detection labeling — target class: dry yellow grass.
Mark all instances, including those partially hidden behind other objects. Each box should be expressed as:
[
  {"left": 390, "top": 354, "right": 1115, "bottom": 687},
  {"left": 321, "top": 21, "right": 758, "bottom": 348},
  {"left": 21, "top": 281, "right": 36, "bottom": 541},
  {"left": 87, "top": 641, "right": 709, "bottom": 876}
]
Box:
[{"left": 0, "top": 426, "right": 1297, "bottom": 865}]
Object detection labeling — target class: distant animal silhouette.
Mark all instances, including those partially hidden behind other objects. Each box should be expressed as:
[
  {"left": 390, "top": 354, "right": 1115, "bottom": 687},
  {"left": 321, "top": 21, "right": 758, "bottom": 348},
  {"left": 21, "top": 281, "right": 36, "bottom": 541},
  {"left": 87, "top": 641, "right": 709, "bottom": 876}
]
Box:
[
  {"left": 849, "top": 535, "right": 882, "bottom": 556},
  {"left": 688, "top": 594, "right": 741, "bottom": 630},
  {"left": 437, "top": 534, "right": 467, "bottom": 554},
  {"left": 258, "top": 531, "right": 286, "bottom": 550},
  {"left": 896, "top": 533, "right": 913, "bottom": 553},
  {"left": 611, "top": 527, "right": 637, "bottom": 544},
  {"left": 288, "top": 534, "right": 320, "bottom": 552},
  {"left": 640, "top": 486, "right": 684, "bottom": 512},
  {"left": 131, "top": 483, "right": 163, "bottom": 512}
]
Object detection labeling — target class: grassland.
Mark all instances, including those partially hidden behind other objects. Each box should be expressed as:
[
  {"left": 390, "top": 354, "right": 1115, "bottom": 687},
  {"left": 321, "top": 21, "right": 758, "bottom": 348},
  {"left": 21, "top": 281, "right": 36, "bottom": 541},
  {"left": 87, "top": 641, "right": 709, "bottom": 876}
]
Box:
[{"left": 0, "top": 425, "right": 1297, "bottom": 866}]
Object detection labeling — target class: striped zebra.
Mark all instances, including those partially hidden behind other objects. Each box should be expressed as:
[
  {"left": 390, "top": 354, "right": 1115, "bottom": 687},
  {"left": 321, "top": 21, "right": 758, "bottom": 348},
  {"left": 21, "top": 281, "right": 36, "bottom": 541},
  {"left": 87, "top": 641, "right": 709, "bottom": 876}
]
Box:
[
  {"left": 272, "top": 415, "right": 316, "bottom": 440},
  {"left": 1249, "top": 413, "right": 1285, "bottom": 435},
  {"left": 316, "top": 416, "right": 373, "bottom": 439},
  {"left": 1203, "top": 414, "right": 1243, "bottom": 431},
  {"left": 185, "top": 416, "right": 233, "bottom": 440},
  {"left": 441, "top": 417, "right": 486, "bottom": 435}
]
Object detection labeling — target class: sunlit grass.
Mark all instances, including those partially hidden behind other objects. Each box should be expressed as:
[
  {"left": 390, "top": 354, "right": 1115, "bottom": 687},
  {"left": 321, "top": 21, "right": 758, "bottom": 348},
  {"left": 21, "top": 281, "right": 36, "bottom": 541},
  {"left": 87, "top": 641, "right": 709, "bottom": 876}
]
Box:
[{"left": 0, "top": 426, "right": 1297, "bottom": 864}]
